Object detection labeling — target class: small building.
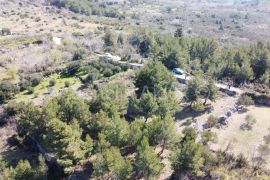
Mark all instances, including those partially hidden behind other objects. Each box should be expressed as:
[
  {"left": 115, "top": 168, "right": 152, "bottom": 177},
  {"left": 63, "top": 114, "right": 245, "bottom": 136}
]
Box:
[{"left": 52, "top": 37, "right": 62, "bottom": 45}]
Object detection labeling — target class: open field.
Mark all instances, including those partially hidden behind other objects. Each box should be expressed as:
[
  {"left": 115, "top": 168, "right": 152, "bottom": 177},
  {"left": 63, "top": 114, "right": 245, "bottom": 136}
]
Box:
[{"left": 213, "top": 106, "right": 270, "bottom": 165}]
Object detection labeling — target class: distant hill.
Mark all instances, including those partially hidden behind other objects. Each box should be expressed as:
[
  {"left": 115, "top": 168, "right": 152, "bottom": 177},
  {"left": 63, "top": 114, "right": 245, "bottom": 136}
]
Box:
[{"left": 50, "top": 0, "right": 120, "bottom": 18}]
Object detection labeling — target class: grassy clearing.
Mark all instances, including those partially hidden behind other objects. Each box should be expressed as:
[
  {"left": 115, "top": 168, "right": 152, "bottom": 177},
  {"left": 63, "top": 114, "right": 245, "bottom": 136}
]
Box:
[
  {"left": 0, "top": 36, "right": 6, "bottom": 42},
  {"left": 16, "top": 74, "right": 82, "bottom": 102},
  {"left": 3, "top": 36, "right": 40, "bottom": 49},
  {"left": 212, "top": 106, "right": 270, "bottom": 162}
]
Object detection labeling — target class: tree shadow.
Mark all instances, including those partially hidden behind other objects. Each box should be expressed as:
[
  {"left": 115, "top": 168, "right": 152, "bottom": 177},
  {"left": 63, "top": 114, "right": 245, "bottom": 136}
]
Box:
[{"left": 175, "top": 106, "right": 204, "bottom": 121}]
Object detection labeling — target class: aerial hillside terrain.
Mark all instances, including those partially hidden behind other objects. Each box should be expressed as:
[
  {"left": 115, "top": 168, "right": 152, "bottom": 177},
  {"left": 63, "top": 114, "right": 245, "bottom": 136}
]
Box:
[{"left": 0, "top": 0, "right": 270, "bottom": 179}]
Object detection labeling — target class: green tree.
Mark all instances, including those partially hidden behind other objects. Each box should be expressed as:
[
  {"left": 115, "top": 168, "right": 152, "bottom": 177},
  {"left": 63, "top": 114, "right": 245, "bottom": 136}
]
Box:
[
  {"left": 3, "top": 156, "right": 48, "bottom": 180},
  {"left": 128, "top": 120, "right": 145, "bottom": 147},
  {"left": 4, "top": 160, "right": 34, "bottom": 180},
  {"left": 147, "top": 116, "right": 178, "bottom": 154},
  {"left": 43, "top": 90, "right": 91, "bottom": 127},
  {"left": 90, "top": 83, "right": 128, "bottom": 116},
  {"left": 201, "top": 130, "right": 218, "bottom": 145},
  {"left": 181, "top": 127, "right": 197, "bottom": 143},
  {"left": 185, "top": 77, "right": 202, "bottom": 105},
  {"left": 17, "top": 102, "right": 43, "bottom": 137},
  {"left": 189, "top": 38, "right": 218, "bottom": 64},
  {"left": 44, "top": 118, "right": 89, "bottom": 173},
  {"left": 171, "top": 128, "right": 205, "bottom": 177},
  {"left": 34, "top": 156, "right": 48, "bottom": 180},
  {"left": 161, "top": 49, "right": 188, "bottom": 69},
  {"left": 0, "top": 81, "right": 19, "bottom": 103},
  {"left": 95, "top": 132, "right": 111, "bottom": 153},
  {"left": 130, "top": 92, "right": 158, "bottom": 122},
  {"left": 93, "top": 147, "right": 133, "bottom": 180},
  {"left": 134, "top": 61, "right": 176, "bottom": 96},
  {"left": 104, "top": 30, "right": 115, "bottom": 52},
  {"left": 201, "top": 79, "right": 218, "bottom": 105},
  {"left": 157, "top": 91, "right": 179, "bottom": 119},
  {"left": 85, "top": 134, "right": 94, "bottom": 157},
  {"left": 135, "top": 137, "right": 163, "bottom": 178},
  {"left": 250, "top": 44, "right": 270, "bottom": 79},
  {"left": 174, "top": 27, "right": 183, "bottom": 37},
  {"left": 101, "top": 115, "right": 130, "bottom": 147}
]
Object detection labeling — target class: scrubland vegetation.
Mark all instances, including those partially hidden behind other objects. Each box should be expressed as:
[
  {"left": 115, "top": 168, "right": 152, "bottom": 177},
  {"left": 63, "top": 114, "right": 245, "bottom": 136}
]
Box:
[{"left": 0, "top": 0, "right": 270, "bottom": 179}]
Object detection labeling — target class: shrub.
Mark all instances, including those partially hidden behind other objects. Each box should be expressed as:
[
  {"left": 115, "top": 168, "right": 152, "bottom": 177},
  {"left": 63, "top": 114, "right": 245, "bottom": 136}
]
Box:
[
  {"left": 192, "top": 101, "right": 205, "bottom": 112},
  {"left": 207, "top": 115, "right": 219, "bottom": 128},
  {"left": 112, "top": 66, "right": 122, "bottom": 74},
  {"left": 237, "top": 95, "right": 254, "bottom": 106},
  {"left": 28, "top": 74, "right": 43, "bottom": 87},
  {"left": 34, "top": 93, "right": 39, "bottom": 98},
  {"left": 73, "top": 48, "right": 87, "bottom": 60},
  {"left": 19, "top": 80, "right": 32, "bottom": 91},
  {"left": 64, "top": 81, "right": 70, "bottom": 88},
  {"left": 245, "top": 115, "right": 256, "bottom": 130},
  {"left": 27, "top": 87, "right": 34, "bottom": 94},
  {"left": 72, "top": 32, "right": 84, "bottom": 37},
  {"left": 120, "top": 63, "right": 130, "bottom": 71},
  {"left": 103, "top": 68, "right": 114, "bottom": 77},
  {"left": 65, "top": 62, "right": 81, "bottom": 75},
  {"left": 49, "top": 79, "right": 56, "bottom": 87},
  {"left": 4, "top": 101, "right": 24, "bottom": 116},
  {"left": 0, "top": 81, "right": 19, "bottom": 103}
]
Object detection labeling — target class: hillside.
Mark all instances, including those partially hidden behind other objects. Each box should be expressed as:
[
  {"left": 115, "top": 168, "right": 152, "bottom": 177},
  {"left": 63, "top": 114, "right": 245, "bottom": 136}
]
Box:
[{"left": 0, "top": 0, "right": 270, "bottom": 179}]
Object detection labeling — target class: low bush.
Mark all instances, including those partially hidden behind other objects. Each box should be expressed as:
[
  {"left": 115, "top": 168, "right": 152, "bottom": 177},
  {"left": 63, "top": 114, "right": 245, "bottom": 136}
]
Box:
[
  {"left": 237, "top": 95, "right": 254, "bottom": 106},
  {"left": 0, "top": 81, "right": 19, "bottom": 103},
  {"left": 49, "top": 79, "right": 56, "bottom": 87}
]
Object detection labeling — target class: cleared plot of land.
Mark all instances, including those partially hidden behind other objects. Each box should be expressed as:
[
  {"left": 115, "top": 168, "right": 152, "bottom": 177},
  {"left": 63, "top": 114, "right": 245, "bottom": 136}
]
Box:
[
  {"left": 15, "top": 73, "right": 82, "bottom": 104},
  {"left": 212, "top": 106, "right": 270, "bottom": 164},
  {"left": 175, "top": 91, "right": 270, "bottom": 169},
  {"left": 175, "top": 93, "right": 239, "bottom": 132}
]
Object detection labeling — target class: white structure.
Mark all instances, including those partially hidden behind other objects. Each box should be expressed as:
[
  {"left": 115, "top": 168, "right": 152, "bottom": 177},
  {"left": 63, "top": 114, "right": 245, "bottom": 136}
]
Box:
[{"left": 52, "top": 37, "right": 62, "bottom": 45}]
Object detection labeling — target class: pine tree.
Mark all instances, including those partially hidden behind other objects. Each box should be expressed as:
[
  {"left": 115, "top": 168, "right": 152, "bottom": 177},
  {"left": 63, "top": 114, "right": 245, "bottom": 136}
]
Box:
[
  {"left": 44, "top": 118, "right": 89, "bottom": 173},
  {"left": 104, "top": 30, "right": 115, "bottom": 52},
  {"left": 185, "top": 77, "right": 202, "bottom": 105},
  {"left": 17, "top": 102, "right": 43, "bottom": 137},
  {"left": 147, "top": 116, "right": 178, "bottom": 154},
  {"left": 90, "top": 83, "right": 128, "bottom": 117},
  {"left": 135, "top": 137, "right": 163, "bottom": 178},
  {"left": 201, "top": 79, "right": 218, "bottom": 105},
  {"left": 134, "top": 61, "right": 176, "bottom": 96},
  {"left": 157, "top": 91, "right": 179, "bottom": 119},
  {"left": 174, "top": 27, "right": 183, "bottom": 37},
  {"left": 117, "top": 34, "right": 124, "bottom": 46},
  {"left": 171, "top": 128, "right": 205, "bottom": 177},
  {"left": 101, "top": 115, "right": 130, "bottom": 147},
  {"left": 43, "top": 90, "right": 91, "bottom": 127},
  {"left": 94, "top": 147, "right": 133, "bottom": 180},
  {"left": 130, "top": 92, "right": 158, "bottom": 122}
]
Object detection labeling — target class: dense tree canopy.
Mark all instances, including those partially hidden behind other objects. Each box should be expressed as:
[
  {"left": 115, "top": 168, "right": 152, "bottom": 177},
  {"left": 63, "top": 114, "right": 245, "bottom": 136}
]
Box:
[
  {"left": 135, "top": 137, "right": 163, "bottom": 179},
  {"left": 44, "top": 118, "right": 90, "bottom": 172},
  {"left": 93, "top": 147, "right": 133, "bottom": 180},
  {"left": 134, "top": 61, "right": 177, "bottom": 96},
  {"left": 90, "top": 83, "right": 128, "bottom": 116}
]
